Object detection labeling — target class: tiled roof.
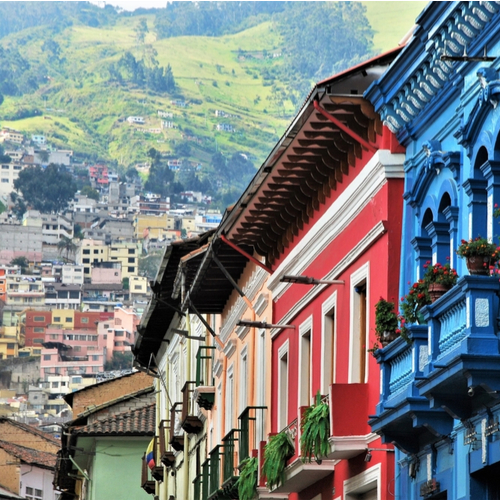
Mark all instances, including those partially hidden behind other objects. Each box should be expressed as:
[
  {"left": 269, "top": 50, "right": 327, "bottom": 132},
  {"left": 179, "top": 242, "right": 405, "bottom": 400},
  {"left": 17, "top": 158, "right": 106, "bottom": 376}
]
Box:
[
  {"left": 73, "top": 402, "right": 155, "bottom": 436},
  {"left": 0, "top": 418, "right": 60, "bottom": 445},
  {"left": 0, "top": 440, "right": 57, "bottom": 469}
]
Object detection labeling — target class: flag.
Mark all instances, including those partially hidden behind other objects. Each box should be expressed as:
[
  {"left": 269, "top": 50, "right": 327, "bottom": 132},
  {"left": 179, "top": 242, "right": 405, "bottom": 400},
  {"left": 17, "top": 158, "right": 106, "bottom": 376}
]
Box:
[{"left": 146, "top": 438, "right": 155, "bottom": 470}]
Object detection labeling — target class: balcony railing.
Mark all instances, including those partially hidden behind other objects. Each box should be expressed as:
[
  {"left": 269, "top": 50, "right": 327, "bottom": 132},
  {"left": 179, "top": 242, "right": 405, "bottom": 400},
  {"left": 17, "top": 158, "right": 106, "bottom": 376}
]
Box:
[
  {"left": 195, "top": 346, "right": 216, "bottom": 410},
  {"left": 151, "top": 435, "right": 164, "bottom": 482},
  {"left": 221, "top": 429, "right": 240, "bottom": 497},
  {"left": 169, "top": 402, "right": 184, "bottom": 451},
  {"left": 208, "top": 445, "right": 223, "bottom": 500},
  {"left": 181, "top": 381, "right": 203, "bottom": 434},
  {"left": 201, "top": 457, "right": 210, "bottom": 500},
  {"left": 238, "top": 406, "right": 266, "bottom": 463},
  {"left": 141, "top": 452, "right": 155, "bottom": 495},
  {"left": 370, "top": 276, "right": 500, "bottom": 453},
  {"left": 159, "top": 419, "right": 175, "bottom": 467}
]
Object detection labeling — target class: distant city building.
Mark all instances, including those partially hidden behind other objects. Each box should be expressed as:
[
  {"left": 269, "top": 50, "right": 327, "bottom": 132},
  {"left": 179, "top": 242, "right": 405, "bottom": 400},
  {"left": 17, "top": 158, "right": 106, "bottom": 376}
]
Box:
[{"left": 126, "top": 116, "right": 145, "bottom": 124}]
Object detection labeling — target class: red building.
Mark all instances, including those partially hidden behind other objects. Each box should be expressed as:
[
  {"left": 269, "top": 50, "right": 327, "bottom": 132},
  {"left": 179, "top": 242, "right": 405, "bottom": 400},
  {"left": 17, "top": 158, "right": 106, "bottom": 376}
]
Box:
[
  {"left": 24, "top": 310, "right": 52, "bottom": 347},
  {"left": 224, "top": 50, "right": 405, "bottom": 499}
]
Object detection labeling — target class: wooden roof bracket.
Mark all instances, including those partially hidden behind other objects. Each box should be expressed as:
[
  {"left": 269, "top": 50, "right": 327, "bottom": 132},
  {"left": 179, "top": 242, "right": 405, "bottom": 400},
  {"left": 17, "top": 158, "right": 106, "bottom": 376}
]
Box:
[
  {"left": 313, "top": 100, "right": 377, "bottom": 154},
  {"left": 186, "top": 297, "right": 224, "bottom": 349},
  {"left": 220, "top": 234, "right": 272, "bottom": 274},
  {"left": 212, "top": 253, "right": 254, "bottom": 311}
]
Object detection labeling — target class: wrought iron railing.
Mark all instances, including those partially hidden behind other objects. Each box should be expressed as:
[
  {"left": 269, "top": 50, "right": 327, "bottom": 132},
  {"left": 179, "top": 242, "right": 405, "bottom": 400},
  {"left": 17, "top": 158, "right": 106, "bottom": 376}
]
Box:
[
  {"left": 196, "top": 345, "right": 215, "bottom": 386},
  {"left": 238, "top": 406, "right": 266, "bottom": 463}
]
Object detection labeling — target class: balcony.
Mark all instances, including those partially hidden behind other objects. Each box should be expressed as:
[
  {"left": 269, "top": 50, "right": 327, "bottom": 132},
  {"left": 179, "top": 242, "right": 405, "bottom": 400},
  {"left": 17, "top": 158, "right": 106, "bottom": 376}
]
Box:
[
  {"left": 141, "top": 452, "right": 155, "bottom": 495},
  {"left": 181, "top": 381, "right": 204, "bottom": 434},
  {"left": 159, "top": 419, "right": 175, "bottom": 467},
  {"left": 370, "top": 276, "right": 500, "bottom": 453},
  {"left": 239, "top": 406, "right": 266, "bottom": 463},
  {"left": 418, "top": 276, "right": 500, "bottom": 420},
  {"left": 326, "top": 386, "right": 373, "bottom": 459},
  {"left": 194, "top": 346, "right": 216, "bottom": 410},
  {"left": 169, "top": 402, "right": 184, "bottom": 451},
  {"left": 369, "top": 326, "right": 452, "bottom": 454},
  {"left": 221, "top": 429, "right": 240, "bottom": 497},
  {"left": 151, "top": 436, "right": 164, "bottom": 482},
  {"left": 270, "top": 417, "right": 335, "bottom": 494}
]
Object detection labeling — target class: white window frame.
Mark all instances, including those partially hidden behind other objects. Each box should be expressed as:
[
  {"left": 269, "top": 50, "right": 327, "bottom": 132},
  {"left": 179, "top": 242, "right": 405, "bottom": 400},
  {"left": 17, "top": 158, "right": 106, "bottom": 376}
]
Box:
[
  {"left": 344, "top": 463, "right": 381, "bottom": 500},
  {"left": 277, "top": 340, "right": 289, "bottom": 432},
  {"left": 239, "top": 345, "right": 248, "bottom": 415},
  {"left": 256, "top": 328, "right": 266, "bottom": 443},
  {"left": 216, "top": 382, "right": 222, "bottom": 446},
  {"left": 321, "top": 291, "right": 337, "bottom": 394},
  {"left": 298, "top": 315, "right": 313, "bottom": 407},
  {"left": 225, "top": 364, "right": 234, "bottom": 433},
  {"left": 349, "top": 262, "right": 370, "bottom": 384}
]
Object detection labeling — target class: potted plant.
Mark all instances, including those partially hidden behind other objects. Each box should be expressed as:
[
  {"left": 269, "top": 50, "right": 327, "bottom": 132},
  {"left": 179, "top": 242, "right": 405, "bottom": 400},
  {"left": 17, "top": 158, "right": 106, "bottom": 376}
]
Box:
[
  {"left": 300, "top": 391, "right": 330, "bottom": 463},
  {"left": 399, "top": 279, "right": 431, "bottom": 339},
  {"left": 375, "top": 298, "right": 400, "bottom": 347},
  {"left": 423, "top": 260, "right": 458, "bottom": 301},
  {"left": 456, "top": 237, "right": 500, "bottom": 275},
  {"left": 262, "top": 431, "right": 295, "bottom": 489},
  {"left": 236, "top": 457, "right": 258, "bottom": 500}
]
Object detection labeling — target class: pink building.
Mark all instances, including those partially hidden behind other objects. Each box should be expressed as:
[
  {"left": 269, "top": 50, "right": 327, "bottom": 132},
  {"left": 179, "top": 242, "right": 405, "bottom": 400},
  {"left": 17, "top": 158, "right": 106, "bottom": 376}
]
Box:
[
  {"left": 100, "top": 306, "right": 140, "bottom": 361},
  {"left": 41, "top": 328, "right": 105, "bottom": 382},
  {"left": 91, "top": 262, "right": 122, "bottom": 284}
]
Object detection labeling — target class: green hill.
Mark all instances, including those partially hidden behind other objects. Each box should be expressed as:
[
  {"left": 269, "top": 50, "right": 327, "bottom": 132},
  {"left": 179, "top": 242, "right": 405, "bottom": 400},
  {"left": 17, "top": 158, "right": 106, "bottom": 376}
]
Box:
[{"left": 0, "top": 2, "right": 428, "bottom": 205}]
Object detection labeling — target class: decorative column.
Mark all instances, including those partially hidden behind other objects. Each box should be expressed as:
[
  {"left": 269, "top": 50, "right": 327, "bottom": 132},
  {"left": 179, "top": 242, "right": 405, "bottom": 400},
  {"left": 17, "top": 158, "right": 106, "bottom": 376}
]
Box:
[
  {"left": 463, "top": 179, "right": 488, "bottom": 240},
  {"left": 443, "top": 206, "right": 459, "bottom": 269},
  {"left": 425, "top": 221, "right": 451, "bottom": 265},
  {"left": 411, "top": 236, "right": 432, "bottom": 280}
]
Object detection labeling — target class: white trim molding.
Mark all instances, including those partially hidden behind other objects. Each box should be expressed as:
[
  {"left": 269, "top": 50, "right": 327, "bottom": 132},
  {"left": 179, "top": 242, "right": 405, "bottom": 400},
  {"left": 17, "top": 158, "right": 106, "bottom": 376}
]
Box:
[
  {"left": 271, "top": 222, "right": 385, "bottom": 340},
  {"left": 321, "top": 291, "right": 337, "bottom": 393},
  {"left": 344, "top": 463, "right": 381, "bottom": 500}
]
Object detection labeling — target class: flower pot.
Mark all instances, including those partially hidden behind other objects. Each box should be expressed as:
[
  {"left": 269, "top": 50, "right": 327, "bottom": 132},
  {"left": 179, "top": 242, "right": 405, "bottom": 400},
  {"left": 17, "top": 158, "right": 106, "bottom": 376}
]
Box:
[
  {"left": 381, "top": 330, "right": 399, "bottom": 346},
  {"left": 466, "top": 256, "right": 492, "bottom": 276},
  {"left": 428, "top": 283, "right": 451, "bottom": 302}
]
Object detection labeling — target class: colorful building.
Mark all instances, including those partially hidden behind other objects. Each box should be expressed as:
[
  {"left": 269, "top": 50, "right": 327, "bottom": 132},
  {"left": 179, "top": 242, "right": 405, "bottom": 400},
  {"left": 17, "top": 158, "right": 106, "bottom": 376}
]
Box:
[{"left": 367, "top": 2, "right": 500, "bottom": 499}]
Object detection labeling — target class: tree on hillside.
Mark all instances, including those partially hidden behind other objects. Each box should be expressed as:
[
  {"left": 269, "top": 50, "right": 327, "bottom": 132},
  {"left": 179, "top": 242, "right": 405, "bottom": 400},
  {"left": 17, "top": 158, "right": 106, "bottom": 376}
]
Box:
[
  {"left": 13, "top": 164, "right": 77, "bottom": 214},
  {"left": 80, "top": 185, "right": 100, "bottom": 201},
  {"left": 9, "top": 256, "right": 29, "bottom": 273},
  {"left": 57, "top": 236, "right": 77, "bottom": 262}
]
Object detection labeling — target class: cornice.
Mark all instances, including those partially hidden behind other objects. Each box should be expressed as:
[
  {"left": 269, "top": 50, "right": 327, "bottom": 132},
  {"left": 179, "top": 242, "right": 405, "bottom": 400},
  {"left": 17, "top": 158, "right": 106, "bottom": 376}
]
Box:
[
  {"left": 366, "top": 2, "right": 500, "bottom": 137},
  {"left": 267, "top": 150, "right": 404, "bottom": 298}
]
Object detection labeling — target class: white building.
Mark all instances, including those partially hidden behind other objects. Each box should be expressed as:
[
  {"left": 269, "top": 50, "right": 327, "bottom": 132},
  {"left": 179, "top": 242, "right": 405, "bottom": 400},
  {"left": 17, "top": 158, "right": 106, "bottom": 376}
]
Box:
[{"left": 126, "top": 116, "right": 145, "bottom": 124}]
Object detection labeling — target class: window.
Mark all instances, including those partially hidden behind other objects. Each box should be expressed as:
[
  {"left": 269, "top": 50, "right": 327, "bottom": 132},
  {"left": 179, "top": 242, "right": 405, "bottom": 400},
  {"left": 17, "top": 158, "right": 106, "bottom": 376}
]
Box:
[
  {"left": 134, "top": 285, "right": 142, "bottom": 290},
  {"left": 53, "top": 316, "right": 61, "bottom": 322},
  {"left": 278, "top": 340, "right": 289, "bottom": 431},
  {"left": 92, "top": 366, "right": 100, "bottom": 373},
  {"left": 127, "top": 257, "right": 135, "bottom": 263},
  {"left": 128, "top": 248, "right": 135, "bottom": 254},
  {"left": 128, "top": 267, "right": 135, "bottom": 272},
  {"left": 115, "top": 330, "right": 124, "bottom": 336},
  {"left": 350, "top": 264, "right": 369, "bottom": 384},
  {"left": 225, "top": 365, "right": 234, "bottom": 433},
  {"left": 83, "top": 258, "right": 90, "bottom": 264},
  {"left": 7, "top": 343, "right": 15, "bottom": 349},
  {"left": 72, "top": 377, "right": 82, "bottom": 384},
  {"left": 73, "top": 346, "right": 81, "bottom": 352},
  {"left": 34, "top": 316, "right": 45, "bottom": 322},
  {"left": 299, "top": 317, "right": 312, "bottom": 407},
  {"left": 93, "top": 249, "right": 99, "bottom": 254},
  {"left": 33, "top": 338, "right": 43, "bottom": 344},
  {"left": 50, "top": 334, "right": 58, "bottom": 340},
  {"left": 43, "top": 354, "right": 51, "bottom": 361},
  {"left": 239, "top": 347, "right": 248, "bottom": 415},
  {"left": 81, "top": 317, "right": 89, "bottom": 323},
  {"left": 92, "top": 355, "right": 99, "bottom": 361},
  {"left": 52, "top": 382, "right": 59, "bottom": 388},
  {"left": 33, "top": 327, "right": 45, "bottom": 333},
  {"left": 69, "top": 291, "right": 80, "bottom": 299},
  {"left": 321, "top": 292, "right": 337, "bottom": 394},
  {"left": 65, "top": 317, "right": 72, "bottom": 323},
  {"left": 25, "top": 487, "right": 43, "bottom": 500},
  {"left": 83, "top": 249, "right": 90, "bottom": 255}
]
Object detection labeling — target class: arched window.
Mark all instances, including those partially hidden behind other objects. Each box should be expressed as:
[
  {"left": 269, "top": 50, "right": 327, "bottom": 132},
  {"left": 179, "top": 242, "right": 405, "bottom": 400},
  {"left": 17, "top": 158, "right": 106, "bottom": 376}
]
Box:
[{"left": 464, "top": 146, "right": 488, "bottom": 240}]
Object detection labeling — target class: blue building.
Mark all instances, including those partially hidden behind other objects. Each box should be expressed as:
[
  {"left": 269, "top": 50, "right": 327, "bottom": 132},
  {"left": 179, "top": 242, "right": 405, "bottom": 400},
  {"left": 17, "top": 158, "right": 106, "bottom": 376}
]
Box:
[{"left": 366, "top": 2, "right": 500, "bottom": 498}]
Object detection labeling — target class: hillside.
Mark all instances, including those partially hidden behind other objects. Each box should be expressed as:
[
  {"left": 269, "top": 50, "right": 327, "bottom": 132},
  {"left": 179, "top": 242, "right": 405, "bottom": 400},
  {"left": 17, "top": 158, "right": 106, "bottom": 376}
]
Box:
[{"left": 0, "top": 1, "right": 427, "bottom": 205}]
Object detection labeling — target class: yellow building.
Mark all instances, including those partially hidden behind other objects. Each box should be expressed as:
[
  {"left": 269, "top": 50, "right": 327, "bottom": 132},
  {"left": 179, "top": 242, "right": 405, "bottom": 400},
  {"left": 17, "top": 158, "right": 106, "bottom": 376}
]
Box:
[
  {"left": 77, "top": 240, "right": 141, "bottom": 280},
  {"left": 134, "top": 214, "right": 178, "bottom": 240},
  {"left": 0, "top": 326, "right": 20, "bottom": 359},
  {"left": 129, "top": 276, "right": 148, "bottom": 298}
]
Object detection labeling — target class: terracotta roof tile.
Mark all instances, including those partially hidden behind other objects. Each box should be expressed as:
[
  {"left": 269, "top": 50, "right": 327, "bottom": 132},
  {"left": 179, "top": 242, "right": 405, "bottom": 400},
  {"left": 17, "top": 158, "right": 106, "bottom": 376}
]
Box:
[
  {"left": 73, "top": 402, "right": 155, "bottom": 436},
  {"left": 0, "top": 418, "right": 60, "bottom": 445},
  {"left": 0, "top": 440, "right": 57, "bottom": 469}
]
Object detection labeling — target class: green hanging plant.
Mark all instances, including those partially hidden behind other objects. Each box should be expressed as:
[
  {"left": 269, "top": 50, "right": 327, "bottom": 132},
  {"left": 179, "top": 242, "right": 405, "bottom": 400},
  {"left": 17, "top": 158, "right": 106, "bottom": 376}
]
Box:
[
  {"left": 236, "top": 457, "right": 258, "bottom": 500},
  {"left": 300, "top": 391, "right": 330, "bottom": 463},
  {"left": 262, "top": 431, "right": 295, "bottom": 489}
]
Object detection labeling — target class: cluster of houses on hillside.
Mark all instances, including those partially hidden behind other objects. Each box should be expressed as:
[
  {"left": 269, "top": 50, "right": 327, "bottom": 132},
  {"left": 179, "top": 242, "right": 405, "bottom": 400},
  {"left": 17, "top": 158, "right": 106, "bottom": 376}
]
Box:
[{"left": 2, "top": 3, "right": 500, "bottom": 500}]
